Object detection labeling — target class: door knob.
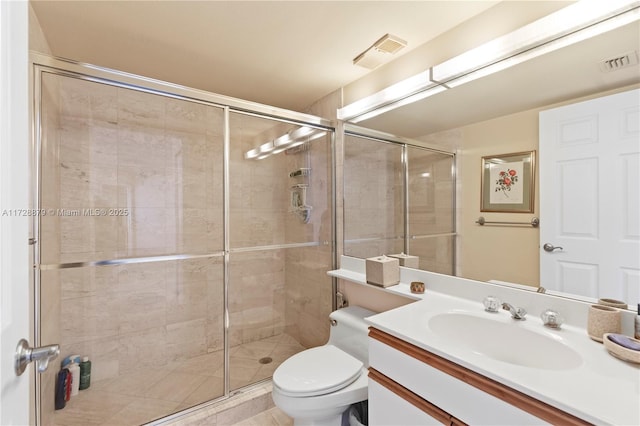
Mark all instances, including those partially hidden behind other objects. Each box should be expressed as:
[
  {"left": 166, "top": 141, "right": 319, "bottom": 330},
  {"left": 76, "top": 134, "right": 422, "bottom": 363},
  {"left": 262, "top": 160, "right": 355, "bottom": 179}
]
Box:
[
  {"left": 15, "top": 339, "right": 60, "bottom": 376},
  {"left": 543, "top": 243, "right": 563, "bottom": 252}
]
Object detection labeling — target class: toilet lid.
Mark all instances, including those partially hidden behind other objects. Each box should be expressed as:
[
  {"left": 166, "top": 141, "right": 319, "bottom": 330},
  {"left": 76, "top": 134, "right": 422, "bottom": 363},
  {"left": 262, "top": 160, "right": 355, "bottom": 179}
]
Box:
[{"left": 273, "top": 345, "right": 364, "bottom": 397}]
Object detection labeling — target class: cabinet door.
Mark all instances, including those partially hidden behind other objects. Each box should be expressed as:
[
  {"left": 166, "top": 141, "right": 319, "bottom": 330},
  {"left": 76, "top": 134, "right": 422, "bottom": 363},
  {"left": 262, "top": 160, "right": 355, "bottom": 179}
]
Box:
[{"left": 369, "top": 379, "right": 446, "bottom": 426}]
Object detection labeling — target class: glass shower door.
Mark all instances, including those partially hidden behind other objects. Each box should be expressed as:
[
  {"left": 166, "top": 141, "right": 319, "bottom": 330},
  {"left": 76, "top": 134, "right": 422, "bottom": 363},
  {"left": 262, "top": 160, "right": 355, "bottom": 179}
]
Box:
[
  {"left": 407, "top": 146, "right": 455, "bottom": 274},
  {"left": 343, "top": 134, "right": 405, "bottom": 258},
  {"left": 343, "top": 130, "right": 455, "bottom": 271},
  {"left": 228, "top": 112, "right": 333, "bottom": 391},
  {"left": 37, "top": 72, "right": 226, "bottom": 426}
]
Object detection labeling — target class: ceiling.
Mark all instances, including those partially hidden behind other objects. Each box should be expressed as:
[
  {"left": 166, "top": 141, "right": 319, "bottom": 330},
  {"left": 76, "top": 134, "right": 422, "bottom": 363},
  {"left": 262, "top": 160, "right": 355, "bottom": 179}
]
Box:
[{"left": 30, "top": 1, "right": 499, "bottom": 112}]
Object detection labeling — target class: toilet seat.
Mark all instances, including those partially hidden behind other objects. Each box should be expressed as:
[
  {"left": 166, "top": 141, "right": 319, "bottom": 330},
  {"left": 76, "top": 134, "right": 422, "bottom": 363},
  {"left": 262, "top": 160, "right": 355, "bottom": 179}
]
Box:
[{"left": 273, "top": 345, "right": 364, "bottom": 397}]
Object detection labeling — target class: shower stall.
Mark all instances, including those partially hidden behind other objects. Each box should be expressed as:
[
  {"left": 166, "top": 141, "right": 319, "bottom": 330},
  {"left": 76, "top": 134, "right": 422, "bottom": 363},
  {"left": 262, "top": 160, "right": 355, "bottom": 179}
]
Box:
[{"left": 33, "top": 55, "right": 334, "bottom": 425}]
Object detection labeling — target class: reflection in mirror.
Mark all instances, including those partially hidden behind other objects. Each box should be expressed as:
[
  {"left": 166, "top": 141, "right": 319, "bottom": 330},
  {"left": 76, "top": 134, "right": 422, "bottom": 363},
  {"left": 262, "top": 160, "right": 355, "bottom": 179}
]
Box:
[
  {"left": 343, "top": 131, "right": 455, "bottom": 275},
  {"left": 344, "top": 134, "right": 404, "bottom": 257},
  {"left": 341, "top": 5, "right": 640, "bottom": 308}
]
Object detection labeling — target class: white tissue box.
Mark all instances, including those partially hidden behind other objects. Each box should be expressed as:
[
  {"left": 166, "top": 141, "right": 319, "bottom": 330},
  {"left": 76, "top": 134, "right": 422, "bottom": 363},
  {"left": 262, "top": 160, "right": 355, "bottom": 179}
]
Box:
[
  {"left": 387, "top": 253, "right": 420, "bottom": 269},
  {"left": 366, "top": 256, "right": 400, "bottom": 287}
]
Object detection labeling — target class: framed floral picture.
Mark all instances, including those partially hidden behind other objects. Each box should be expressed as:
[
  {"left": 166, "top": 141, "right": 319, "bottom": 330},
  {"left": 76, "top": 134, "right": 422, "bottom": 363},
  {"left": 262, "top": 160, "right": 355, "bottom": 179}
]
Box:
[{"left": 481, "top": 151, "right": 536, "bottom": 213}]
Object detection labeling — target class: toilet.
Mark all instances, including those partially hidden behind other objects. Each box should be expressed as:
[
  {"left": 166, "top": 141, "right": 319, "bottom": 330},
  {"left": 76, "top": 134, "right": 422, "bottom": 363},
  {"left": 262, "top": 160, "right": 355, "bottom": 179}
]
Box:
[{"left": 272, "top": 306, "right": 376, "bottom": 426}]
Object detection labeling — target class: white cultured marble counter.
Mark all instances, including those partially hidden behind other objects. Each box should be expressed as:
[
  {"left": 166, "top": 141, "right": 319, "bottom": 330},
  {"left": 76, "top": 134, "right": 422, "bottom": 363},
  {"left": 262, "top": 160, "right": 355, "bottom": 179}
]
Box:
[{"left": 329, "top": 256, "right": 640, "bottom": 425}]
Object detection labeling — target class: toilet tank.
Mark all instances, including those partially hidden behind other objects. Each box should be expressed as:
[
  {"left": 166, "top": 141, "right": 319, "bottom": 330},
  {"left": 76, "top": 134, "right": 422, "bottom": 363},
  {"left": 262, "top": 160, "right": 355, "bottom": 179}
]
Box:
[{"left": 328, "top": 306, "right": 377, "bottom": 366}]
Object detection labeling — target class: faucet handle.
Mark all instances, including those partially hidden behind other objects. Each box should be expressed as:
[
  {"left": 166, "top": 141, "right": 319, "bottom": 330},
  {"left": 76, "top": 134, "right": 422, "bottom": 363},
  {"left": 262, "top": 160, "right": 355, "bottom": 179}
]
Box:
[
  {"left": 483, "top": 296, "right": 501, "bottom": 313},
  {"left": 514, "top": 307, "right": 527, "bottom": 319},
  {"left": 541, "top": 309, "right": 564, "bottom": 329}
]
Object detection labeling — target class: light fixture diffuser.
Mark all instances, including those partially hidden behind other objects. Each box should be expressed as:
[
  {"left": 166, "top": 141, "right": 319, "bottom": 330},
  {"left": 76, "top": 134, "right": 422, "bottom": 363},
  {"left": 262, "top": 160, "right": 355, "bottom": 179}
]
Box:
[{"left": 244, "top": 127, "right": 326, "bottom": 160}]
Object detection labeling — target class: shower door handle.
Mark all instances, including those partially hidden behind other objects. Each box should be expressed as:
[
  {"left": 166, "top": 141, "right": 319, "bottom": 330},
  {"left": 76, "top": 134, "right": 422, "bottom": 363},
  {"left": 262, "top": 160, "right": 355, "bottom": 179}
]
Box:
[{"left": 15, "top": 338, "right": 60, "bottom": 376}]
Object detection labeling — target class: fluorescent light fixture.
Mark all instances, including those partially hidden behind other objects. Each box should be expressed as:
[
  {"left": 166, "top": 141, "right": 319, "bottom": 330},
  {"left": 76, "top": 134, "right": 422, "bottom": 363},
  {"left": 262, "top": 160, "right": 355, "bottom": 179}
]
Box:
[
  {"left": 345, "top": 83, "right": 447, "bottom": 123},
  {"left": 420, "top": 172, "right": 431, "bottom": 178},
  {"left": 337, "top": 71, "right": 437, "bottom": 121},
  {"left": 259, "top": 141, "right": 275, "bottom": 153},
  {"left": 338, "top": 0, "right": 640, "bottom": 122},
  {"left": 245, "top": 127, "right": 326, "bottom": 160},
  {"left": 244, "top": 140, "right": 275, "bottom": 159},
  {"left": 244, "top": 147, "right": 261, "bottom": 159},
  {"left": 434, "top": 0, "right": 640, "bottom": 87}
]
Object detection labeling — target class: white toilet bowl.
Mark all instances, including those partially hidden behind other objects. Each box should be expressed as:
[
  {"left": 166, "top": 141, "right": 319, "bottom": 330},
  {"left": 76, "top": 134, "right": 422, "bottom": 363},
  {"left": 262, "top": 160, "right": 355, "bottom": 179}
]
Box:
[{"left": 271, "top": 306, "right": 375, "bottom": 426}]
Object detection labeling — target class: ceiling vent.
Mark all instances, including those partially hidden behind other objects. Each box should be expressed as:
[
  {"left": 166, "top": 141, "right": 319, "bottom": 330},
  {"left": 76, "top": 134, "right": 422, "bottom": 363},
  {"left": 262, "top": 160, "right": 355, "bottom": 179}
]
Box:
[
  {"left": 354, "top": 34, "right": 407, "bottom": 70},
  {"left": 599, "top": 50, "right": 638, "bottom": 73}
]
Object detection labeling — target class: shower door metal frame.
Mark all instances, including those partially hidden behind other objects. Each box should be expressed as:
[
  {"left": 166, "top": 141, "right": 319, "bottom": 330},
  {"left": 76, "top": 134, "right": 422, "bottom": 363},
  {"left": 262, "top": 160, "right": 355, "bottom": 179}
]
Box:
[
  {"left": 342, "top": 124, "right": 457, "bottom": 270},
  {"left": 30, "top": 53, "right": 336, "bottom": 425}
]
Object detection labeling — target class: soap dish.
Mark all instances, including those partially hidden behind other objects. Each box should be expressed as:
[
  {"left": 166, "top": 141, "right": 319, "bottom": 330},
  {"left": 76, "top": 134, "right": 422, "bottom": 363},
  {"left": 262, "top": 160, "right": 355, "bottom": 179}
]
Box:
[
  {"left": 410, "top": 281, "right": 425, "bottom": 294},
  {"left": 603, "top": 333, "right": 640, "bottom": 364}
]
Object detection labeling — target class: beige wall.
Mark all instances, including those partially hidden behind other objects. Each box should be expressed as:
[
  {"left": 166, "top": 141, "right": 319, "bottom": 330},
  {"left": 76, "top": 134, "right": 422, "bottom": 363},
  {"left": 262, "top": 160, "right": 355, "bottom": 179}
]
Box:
[
  {"left": 456, "top": 109, "right": 541, "bottom": 286},
  {"left": 339, "top": 280, "right": 413, "bottom": 314},
  {"left": 29, "top": 3, "right": 51, "bottom": 54}
]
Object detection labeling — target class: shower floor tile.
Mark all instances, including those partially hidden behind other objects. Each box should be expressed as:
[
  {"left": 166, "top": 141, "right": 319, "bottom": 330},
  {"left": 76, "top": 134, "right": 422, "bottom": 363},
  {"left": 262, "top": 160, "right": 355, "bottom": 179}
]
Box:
[{"left": 51, "top": 333, "right": 305, "bottom": 426}]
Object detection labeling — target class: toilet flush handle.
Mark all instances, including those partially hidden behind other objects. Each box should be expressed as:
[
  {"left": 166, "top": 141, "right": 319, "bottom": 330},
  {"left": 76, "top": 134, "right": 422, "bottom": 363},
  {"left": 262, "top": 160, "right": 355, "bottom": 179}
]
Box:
[{"left": 330, "top": 319, "right": 337, "bottom": 326}]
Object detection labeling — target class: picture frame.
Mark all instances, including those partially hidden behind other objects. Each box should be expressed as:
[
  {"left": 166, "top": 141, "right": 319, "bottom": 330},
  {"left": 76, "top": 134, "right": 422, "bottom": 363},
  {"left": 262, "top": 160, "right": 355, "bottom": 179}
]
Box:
[{"left": 481, "top": 150, "right": 535, "bottom": 213}]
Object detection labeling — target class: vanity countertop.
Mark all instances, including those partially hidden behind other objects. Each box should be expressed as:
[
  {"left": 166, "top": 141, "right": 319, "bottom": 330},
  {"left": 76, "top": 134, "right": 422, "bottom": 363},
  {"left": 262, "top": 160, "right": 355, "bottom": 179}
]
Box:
[{"left": 366, "top": 292, "right": 640, "bottom": 426}]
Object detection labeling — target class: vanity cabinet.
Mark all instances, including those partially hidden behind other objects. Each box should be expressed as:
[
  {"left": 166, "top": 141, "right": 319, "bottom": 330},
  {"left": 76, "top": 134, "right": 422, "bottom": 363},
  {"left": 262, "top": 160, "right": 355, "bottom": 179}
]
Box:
[
  {"left": 368, "top": 327, "right": 589, "bottom": 426},
  {"left": 369, "top": 378, "right": 448, "bottom": 425}
]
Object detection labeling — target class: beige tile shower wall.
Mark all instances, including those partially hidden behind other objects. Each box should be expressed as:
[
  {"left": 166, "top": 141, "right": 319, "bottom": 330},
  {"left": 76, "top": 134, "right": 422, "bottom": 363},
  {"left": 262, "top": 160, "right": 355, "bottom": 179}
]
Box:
[
  {"left": 229, "top": 114, "right": 289, "bottom": 249},
  {"left": 407, "top": 150, "right": 455, "bottom": 274},
  {"left": 228, "top": 250, "right": 286, "bottom": 347},
  {"left": 228, "top": 113, "right": 290, "bottom": 346},
  {"left": 42, "top": 77, "right": 224, "bottom": 263},
  {"left": 283, "top": 136, "right": 333, "bottom": 347},
  {"left": 39, "top": 74, "right": 226, "bottom": 418},
  {"left": 284, "top": 245, "right": 333, "bottom": 347},
  {"left": 344, "top": 137, "right": 404, "bottom": 259},
  {"left": 42, "top": 257, "right": 224, "bottom": 380}
]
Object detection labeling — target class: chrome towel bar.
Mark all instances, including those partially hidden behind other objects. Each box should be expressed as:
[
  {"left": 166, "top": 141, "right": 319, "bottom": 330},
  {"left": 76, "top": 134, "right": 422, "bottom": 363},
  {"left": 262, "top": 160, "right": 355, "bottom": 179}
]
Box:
[{"left": 476, "top": 216, "right": 539, "bottom": 227}]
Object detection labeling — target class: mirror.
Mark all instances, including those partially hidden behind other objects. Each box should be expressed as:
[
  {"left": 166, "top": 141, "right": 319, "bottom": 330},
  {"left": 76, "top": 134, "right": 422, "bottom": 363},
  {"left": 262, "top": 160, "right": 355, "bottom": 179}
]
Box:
[{"left": 343, "top": 12, "right": 640, "bottom": 306}]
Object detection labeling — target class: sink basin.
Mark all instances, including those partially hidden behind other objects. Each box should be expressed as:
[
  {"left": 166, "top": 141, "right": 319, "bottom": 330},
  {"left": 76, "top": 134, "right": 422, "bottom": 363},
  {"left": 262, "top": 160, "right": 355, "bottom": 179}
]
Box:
[{"left": 428, "top": 313, "right": 583, "bottom": 370}]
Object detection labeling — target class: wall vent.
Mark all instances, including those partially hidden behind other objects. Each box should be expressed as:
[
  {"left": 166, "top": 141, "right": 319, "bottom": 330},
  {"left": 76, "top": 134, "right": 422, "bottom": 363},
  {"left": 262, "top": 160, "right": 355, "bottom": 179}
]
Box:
[
  {"left": 353, "top": 33, "right": 407, "bottom": 70},
  {"left": 599, "top": 50, "right": 639, "bottom": 72}
]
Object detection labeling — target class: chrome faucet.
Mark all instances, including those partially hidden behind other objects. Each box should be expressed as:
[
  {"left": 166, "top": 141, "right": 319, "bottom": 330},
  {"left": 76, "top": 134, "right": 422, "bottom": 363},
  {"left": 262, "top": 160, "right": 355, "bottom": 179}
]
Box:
[{"left": 502, "top": 302, "right": 527, "bottom": 320}]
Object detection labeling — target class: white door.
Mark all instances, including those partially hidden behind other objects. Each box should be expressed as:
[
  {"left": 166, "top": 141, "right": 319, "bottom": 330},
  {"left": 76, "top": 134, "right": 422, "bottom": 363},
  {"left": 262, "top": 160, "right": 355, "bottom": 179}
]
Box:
[
  {"left": 540, "top": 88, "right": 640, "bottom": 304},
  {"left": 0, "top": 1, "right": 31, "bottom": 424}
]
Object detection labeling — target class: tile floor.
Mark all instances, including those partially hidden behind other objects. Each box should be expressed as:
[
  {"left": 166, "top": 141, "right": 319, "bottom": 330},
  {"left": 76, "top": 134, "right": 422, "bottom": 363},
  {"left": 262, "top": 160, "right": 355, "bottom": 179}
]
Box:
[
  {"left": 51, "top": 333, "right": 304, "bottom": 426},
  {"left": 233, "top": 407, "right": 292, "bottom": 426}
]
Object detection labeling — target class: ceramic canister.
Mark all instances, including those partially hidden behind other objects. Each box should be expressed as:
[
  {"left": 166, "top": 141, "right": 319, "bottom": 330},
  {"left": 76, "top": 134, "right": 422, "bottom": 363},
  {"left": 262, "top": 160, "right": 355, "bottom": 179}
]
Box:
[
  {"left": 587, "top": 305, "right": 621, "bottom": 342},
  {"left": 597, "top": 298, "right": 627, "bottom": 309}
]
